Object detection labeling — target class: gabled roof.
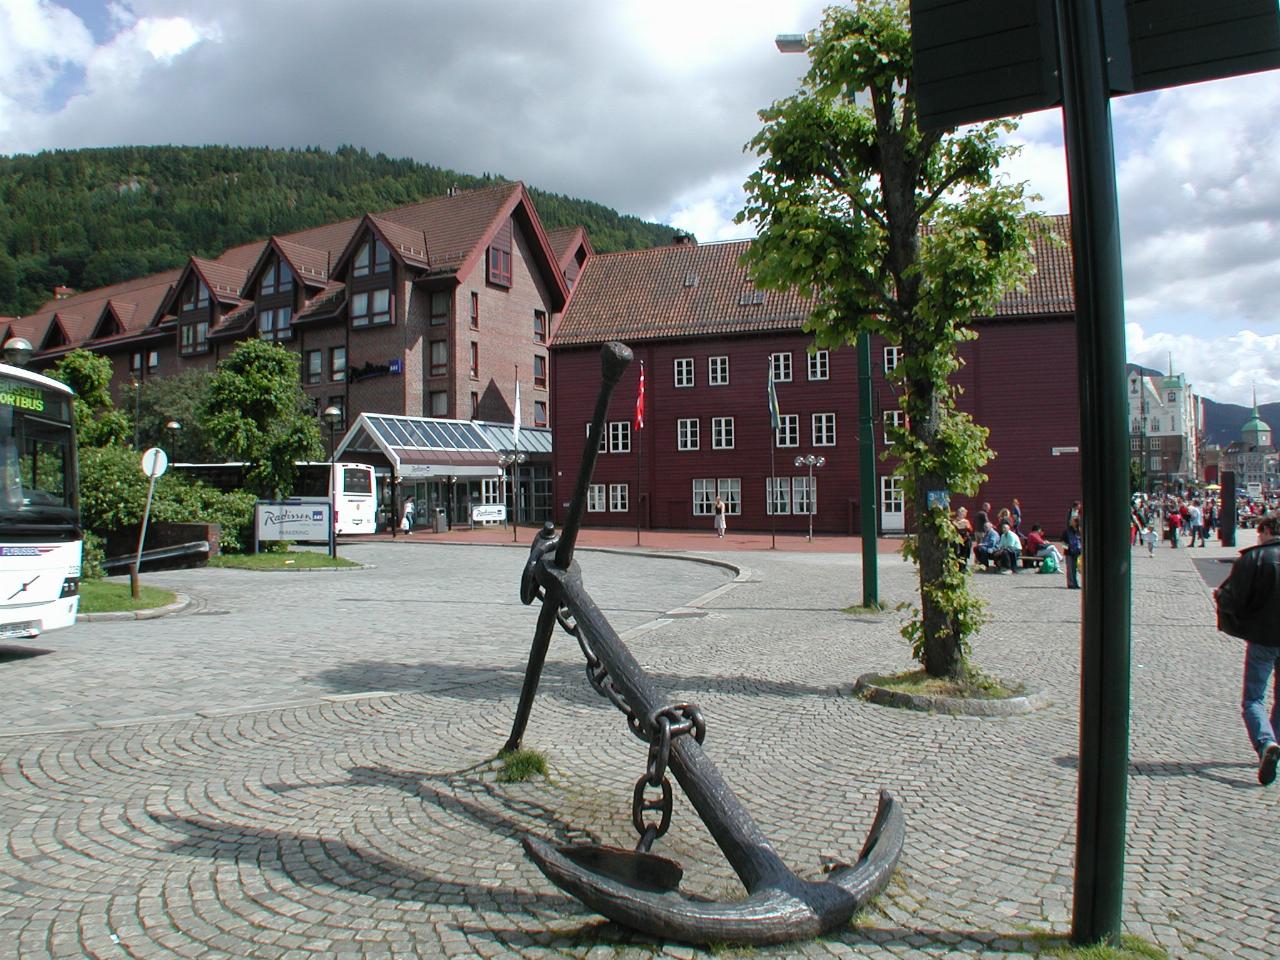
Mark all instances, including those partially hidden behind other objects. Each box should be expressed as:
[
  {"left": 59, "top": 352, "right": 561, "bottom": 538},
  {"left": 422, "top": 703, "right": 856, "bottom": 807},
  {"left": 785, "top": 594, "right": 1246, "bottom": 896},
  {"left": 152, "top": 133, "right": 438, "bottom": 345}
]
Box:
[
  {"left": 89, "top": 300, "right": 134, "bottom": 340},
  {"left": 553, "top": 239, "right": 812, "bottom": 347},
  {"left": 241, "top": 236, "right": 334, "bottom": 298},
  {"left": 329, "top": 182, "right": 569, "bottom": 310},
  {"left": 544, "top": 225, "right": 593, "bottom": 273},
  {"left": 554, "top": 216, "right": 1078, "bottom": 348}
]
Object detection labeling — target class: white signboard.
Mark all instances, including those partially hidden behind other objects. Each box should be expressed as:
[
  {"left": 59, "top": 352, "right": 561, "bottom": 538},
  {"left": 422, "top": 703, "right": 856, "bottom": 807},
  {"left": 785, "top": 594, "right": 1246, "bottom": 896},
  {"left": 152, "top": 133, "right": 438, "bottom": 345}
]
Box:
[
  {"left": 1247, "top": 482, "right": 1263, "bottom": 498},
  {"left": 256, "top": 497, "right": 332, "bottom": 541},
  {"left": 140, "top": 447, "right": 169, "bottom": 477},
  {"left": 472, "top": 503, "right": 507, "bottom": 523}
]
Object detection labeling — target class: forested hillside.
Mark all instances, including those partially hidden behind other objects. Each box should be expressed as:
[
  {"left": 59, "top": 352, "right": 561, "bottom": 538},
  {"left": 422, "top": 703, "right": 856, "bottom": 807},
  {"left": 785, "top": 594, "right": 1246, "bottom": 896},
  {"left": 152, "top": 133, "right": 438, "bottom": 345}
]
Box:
[{"left": 0, "top": 145, "right": 677, "bottom": 316}]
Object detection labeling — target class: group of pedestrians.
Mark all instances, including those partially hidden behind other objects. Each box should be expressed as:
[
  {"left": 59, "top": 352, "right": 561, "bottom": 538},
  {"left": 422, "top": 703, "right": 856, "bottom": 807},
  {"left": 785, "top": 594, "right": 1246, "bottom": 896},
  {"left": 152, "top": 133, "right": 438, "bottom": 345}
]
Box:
[
  {"left": 952, "top": 497, "right": 1081, "bottom": 589},
  {"left": 1131, "top": 494, "right": 1216, "bottom": 552}
]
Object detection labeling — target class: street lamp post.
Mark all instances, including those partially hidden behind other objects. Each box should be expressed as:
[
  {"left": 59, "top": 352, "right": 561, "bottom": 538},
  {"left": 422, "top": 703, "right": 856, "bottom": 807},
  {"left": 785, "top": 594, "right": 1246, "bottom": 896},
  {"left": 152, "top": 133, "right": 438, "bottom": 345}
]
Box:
[
  {"left": 497, "top": 451, "right": 528, "bottom": 542},
  {"left": 3, "top": 337, "right": 33, "bottom": 368},
  {"left": 164, "top": 420, "right": 181, "bottom": 463},
  {"left": 775, "top": 34, "right": 878, "bottom": 605},
  {"left": 794, "top": 453, "right": 826, "bottom": 542},
  {"left": 321, "top": 406, "right": 343, "bottom": 558}
]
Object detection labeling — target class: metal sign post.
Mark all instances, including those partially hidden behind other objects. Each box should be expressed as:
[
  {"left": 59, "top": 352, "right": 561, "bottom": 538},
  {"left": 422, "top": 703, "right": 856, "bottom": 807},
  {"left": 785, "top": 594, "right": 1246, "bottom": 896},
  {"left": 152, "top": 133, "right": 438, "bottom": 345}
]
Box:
[
  {"left": 909, "top": 0, "right": 1280, "bottom": 945},
  {"left": 133, "top": 447, "right": 168, "bottom": 598}
]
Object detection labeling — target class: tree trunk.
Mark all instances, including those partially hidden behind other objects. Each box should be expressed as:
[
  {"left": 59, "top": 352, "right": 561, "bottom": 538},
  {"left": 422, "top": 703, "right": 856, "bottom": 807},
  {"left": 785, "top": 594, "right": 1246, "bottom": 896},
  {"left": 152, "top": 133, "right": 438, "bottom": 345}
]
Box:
[{"left": 913, "top": 383, "right": 964, "bottom": 679}]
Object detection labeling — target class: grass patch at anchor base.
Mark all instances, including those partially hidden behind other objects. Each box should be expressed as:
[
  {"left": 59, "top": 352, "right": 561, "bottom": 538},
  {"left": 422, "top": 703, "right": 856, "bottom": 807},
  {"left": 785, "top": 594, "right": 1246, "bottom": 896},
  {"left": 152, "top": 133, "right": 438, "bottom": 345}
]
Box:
[
  {"left": 78, "top": 580, "right": 176, "bottom": 613},
  {"left": 498, "top": 748, "right": 548, "bottom": 783}
]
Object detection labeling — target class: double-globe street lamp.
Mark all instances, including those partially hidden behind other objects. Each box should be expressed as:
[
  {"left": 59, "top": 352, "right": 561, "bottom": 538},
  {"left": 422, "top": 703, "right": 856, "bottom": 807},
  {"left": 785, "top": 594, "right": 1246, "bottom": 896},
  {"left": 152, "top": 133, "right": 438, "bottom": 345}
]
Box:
[
  {"left": 794, "top": 453, "right": 825, "bottom": 542},
  {"left": 497, "top": 451, "right": 528, "bottom": 542}
]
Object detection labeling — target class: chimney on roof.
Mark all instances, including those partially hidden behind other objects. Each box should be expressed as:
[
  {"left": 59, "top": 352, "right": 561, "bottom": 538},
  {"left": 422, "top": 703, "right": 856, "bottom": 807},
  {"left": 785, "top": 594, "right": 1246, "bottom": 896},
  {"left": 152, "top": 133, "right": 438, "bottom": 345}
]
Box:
[
  {"left": 54, "top": 285, "right": 74, "bottom": 300},
  {"left": 672, "top": 232, "right": 697, "bottom": 246},
  {"left": 448, "top": 184, "right": 460, "bottom": 197}
]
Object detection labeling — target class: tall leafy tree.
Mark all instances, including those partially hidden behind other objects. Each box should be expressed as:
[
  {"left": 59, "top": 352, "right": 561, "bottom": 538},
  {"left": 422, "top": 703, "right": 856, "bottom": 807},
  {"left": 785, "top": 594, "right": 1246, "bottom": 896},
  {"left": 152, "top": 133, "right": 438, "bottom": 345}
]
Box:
[
  {"left": 202, "top": 339, "right": 323, "bottom": 499},
  {"left": 46, "top": 348, "right": 132, "bottom": 448},
  {"left": 738, "top": 1, "right": 1039, "bottom": 678}
]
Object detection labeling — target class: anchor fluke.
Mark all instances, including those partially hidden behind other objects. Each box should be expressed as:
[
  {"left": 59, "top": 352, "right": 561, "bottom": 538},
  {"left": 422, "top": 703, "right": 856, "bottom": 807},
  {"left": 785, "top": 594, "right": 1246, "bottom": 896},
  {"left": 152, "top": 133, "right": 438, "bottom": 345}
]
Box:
[{"left": 525, "top": 791, "right": 903, "bottom": 946}]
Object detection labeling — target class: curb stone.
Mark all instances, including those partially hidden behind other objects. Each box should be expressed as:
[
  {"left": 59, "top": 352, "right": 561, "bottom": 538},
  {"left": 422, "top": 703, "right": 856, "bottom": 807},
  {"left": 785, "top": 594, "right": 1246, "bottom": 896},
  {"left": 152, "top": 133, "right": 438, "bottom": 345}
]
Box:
[
  {"left": 851, "top": 672, "right": 1050, "bottom": 717},
  {"left": 77, "top": 593, "right": 192, "bottom": 623}
]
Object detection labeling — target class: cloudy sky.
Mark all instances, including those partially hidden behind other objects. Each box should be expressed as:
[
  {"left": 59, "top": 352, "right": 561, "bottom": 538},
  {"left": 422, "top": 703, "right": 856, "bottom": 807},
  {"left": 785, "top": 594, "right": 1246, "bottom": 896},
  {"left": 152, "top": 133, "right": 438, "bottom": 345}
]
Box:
[{"left": 2, "top": 0, "right": 1278, "bottom": 406}]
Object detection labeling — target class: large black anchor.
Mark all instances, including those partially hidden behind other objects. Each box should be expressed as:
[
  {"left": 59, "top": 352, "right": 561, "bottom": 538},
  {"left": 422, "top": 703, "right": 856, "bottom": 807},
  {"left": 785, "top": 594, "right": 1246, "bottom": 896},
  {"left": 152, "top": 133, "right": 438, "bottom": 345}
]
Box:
[{"left": 502, "top": 341, "right": 904, "bottom": 946}]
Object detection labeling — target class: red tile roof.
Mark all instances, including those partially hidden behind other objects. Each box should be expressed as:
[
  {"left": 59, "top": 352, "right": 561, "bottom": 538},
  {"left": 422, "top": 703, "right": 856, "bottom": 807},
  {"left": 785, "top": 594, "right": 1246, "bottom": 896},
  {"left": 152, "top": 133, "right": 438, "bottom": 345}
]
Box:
[
  {"left": 553, "top": 239, "right": 812, "bottom": 347},
  {"left": 554, "top": 217, "right": 1076, "bottom": 347}
]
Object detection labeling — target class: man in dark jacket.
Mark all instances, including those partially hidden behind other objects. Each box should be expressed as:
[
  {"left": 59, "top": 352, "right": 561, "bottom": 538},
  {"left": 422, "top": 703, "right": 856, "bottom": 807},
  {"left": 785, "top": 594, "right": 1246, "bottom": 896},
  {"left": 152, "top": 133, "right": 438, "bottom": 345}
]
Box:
[{"left": 1215, "top": 513, "right": 1280, "bottom": 785}]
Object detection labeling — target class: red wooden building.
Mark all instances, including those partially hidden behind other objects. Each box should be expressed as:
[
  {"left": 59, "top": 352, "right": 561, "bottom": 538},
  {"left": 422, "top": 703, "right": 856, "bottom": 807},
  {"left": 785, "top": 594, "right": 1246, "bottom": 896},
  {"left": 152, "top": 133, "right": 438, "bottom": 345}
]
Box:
[{"left": 549, "top": 220, "right": 1081, "bottom": 536}]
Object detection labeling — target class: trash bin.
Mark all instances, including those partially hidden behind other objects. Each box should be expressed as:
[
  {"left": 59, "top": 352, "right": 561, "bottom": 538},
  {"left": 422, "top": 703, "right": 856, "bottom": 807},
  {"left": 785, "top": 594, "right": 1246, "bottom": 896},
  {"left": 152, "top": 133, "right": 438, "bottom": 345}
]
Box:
[{"left": 434, "top": 508, "right": 448, "bottom": 533}]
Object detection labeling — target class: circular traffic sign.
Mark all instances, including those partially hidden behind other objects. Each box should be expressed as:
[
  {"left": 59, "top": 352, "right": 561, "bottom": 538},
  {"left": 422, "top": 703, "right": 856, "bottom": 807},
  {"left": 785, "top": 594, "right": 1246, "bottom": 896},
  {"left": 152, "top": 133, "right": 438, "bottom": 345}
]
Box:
[{"left": 140, "top": 447, "right": 169, "bottom": 479}]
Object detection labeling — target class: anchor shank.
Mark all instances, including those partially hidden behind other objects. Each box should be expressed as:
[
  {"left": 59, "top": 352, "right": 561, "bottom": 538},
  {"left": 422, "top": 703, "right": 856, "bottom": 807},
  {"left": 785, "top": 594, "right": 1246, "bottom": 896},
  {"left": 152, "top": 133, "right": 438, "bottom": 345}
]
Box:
[{"left": 544, "top": 561, "right": 796, "bottom": 892}]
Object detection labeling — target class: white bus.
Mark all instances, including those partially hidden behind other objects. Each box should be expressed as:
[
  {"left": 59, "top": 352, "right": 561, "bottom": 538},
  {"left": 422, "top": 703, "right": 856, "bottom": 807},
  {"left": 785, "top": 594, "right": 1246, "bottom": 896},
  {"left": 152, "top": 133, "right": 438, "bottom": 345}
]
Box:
[
  {"left": 0, "top": 363, "right": 81, "bottom": 639},
  {"left": 174, "top": 460, "right": 378, "bottom": 536},
  {"left": 295, "top": 462, "right": 378, "bottom": 535}
]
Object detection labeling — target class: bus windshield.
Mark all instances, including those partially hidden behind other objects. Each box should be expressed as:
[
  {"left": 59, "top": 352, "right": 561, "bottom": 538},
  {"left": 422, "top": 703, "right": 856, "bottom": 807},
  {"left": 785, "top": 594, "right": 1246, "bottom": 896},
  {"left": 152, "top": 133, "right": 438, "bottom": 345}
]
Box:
[{"left": 0, "top": 375, "right": 78, "bottom": 532}]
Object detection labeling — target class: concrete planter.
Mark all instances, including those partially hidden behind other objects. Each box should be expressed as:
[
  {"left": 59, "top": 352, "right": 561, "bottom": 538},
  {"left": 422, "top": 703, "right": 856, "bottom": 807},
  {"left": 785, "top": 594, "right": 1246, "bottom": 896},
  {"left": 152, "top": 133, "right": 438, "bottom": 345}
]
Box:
[{"left": 852, "top": 672, "right": 1049, "bottom": 717}]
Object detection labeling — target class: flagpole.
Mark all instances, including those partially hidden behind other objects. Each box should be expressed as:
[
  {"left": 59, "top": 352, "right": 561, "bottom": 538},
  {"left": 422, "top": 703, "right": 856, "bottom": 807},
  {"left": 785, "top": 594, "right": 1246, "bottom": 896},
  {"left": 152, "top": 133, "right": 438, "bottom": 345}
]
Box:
[
  {"left": 635, "top": 360, "right": 644, "bottom": 547},
  {"left": 768, "top": 361, "right": 779, "bottom": 549}
]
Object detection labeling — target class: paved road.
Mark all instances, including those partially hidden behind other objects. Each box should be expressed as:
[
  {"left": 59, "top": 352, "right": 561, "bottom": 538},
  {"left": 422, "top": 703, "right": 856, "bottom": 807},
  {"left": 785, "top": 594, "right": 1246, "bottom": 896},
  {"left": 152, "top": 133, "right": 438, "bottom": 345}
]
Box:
[{"left": 0, "top": 537, "right": 1274, "bottom": 958}]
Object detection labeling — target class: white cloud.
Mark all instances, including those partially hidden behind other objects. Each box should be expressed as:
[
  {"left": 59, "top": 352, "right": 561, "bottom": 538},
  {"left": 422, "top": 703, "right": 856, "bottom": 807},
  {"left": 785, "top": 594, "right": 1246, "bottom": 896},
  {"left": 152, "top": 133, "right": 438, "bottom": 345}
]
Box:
[
  {"left": 1127, "top": 322, "right": 1280, "bottom": 408},
  {"left": 3, "top": 1, "right": 1279, "bottom": 407}
]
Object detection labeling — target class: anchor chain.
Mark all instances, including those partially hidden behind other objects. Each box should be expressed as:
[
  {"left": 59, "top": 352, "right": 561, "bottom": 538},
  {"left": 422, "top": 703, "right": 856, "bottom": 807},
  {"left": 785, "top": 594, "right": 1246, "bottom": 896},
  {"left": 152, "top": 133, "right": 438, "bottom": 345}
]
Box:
[{"left": 632, "top": 704, "right": 705, "bottom": 852}]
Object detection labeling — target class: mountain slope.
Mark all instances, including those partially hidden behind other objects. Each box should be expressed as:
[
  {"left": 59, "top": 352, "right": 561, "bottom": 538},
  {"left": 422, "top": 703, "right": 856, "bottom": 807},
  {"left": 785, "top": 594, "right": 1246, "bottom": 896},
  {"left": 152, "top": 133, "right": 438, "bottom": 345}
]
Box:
[{"left": 0, "top": 145, "right": 677, "bottom": 315}]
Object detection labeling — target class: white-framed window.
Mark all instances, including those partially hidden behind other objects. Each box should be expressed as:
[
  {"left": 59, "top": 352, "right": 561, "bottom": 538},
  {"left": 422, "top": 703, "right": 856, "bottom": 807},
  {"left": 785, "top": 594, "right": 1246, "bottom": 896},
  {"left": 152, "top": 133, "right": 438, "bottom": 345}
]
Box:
[
  {"left": 812, "top": 412, "right": 836, "bottom": 446},
  {"left": 808, "top": 350, "right": 829, "bottom": 381},
  {"left": 1149, "top": 436, "right": 1162, "bottom": 450},
  {"left": 709, "top": 356, "right": 729, "bottom": 386},
  {"left": 717, "top": 478, "right": 741, "bottom": 515},
  {"left": 776, "top": 414, "right": 799, "bottom": 448},
  {"left": 766, "top": 477, "right": 792, "bottom": 515},
  {"left": 609, "top": 483, "right": 629, "bottom": 512},
  {"left": 694, "top": 478, "right": 742, "bottom": 516},
  {"left": 587, "top": 484, "right": 606, "bottom": 512},
  {"left": 692, "top": 478, "right": 716, "bottom": 516},
  {"left": 677, "top": 418, "right": 699, "bottom": 451},
  {"left": 883, "top": 345, "right": 902, "bottom": 374},
  {"left": 770, "top": 352, "right": 792, "bottom": 383},
  {"left": 1130, "top": 437, "right": 1142, "bottom": 452},
  {"left": 883, "top": 409, "right": 905, "bottom": 444},
  {"left": 674, "top": 357, "right": 694, "bottom": 388},
  {"left": 793, "top": 476, "right": 816, "bottom": 515},
  {"left": 608, "top": 420, "right": 631, "bottom": 453},
  {"left": 712, "top": 416, "right": 735, "bottom": 449},
  {"left": 1148, "top": 456, "right": 1161, "bottom": 471},
  {"left": 587, "top": 422, "right": 607, "bottom": 453}
]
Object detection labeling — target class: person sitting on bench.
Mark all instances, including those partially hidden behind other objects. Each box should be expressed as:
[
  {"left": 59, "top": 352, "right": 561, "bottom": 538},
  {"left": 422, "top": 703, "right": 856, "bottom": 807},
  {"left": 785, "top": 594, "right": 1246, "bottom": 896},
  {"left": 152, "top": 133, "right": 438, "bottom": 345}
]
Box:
[
  {"left": 974, "top": 522, "right": 1000, "bottom": 570},
  {"left": 996, "top": 520, "right": 1022, "bottom": 573},
  {"left": 1023, "top": 524, "right": 1063, "bottom": 566}
]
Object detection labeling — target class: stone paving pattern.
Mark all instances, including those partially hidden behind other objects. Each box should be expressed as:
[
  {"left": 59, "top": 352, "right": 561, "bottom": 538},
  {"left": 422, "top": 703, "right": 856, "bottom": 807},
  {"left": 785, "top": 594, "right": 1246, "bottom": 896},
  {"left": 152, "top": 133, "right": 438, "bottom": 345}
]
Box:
[{"left": 0, "top": 536, "right": 1275, "bottom": 958}]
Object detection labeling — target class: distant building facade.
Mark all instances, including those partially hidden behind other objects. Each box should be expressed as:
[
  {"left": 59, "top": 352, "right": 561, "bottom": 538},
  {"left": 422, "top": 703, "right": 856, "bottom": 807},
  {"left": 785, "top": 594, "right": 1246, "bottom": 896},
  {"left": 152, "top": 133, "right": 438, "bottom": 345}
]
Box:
[
  {"left": 549, "top": 219, "right": 1082, "bottom": 536},
  {"left": 1126, "top": 368, "right": 1203, "bottom": 491},
  {"left": 1220, "top": 397, "right": 1278, "bottom": 493},
  {"left": 5, "top": 183, "right": 590, "bottom": 524}
]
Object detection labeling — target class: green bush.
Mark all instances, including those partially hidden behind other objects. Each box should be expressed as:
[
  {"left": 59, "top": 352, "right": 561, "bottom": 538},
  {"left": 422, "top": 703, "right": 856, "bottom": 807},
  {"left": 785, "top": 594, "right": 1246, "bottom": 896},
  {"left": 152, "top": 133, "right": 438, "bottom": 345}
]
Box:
[
  {"left": 78, "top": 445, "right": 258, "bottom": 553},
  {"left": 81, "top": 531, "right": 105, "bottom": 580}
]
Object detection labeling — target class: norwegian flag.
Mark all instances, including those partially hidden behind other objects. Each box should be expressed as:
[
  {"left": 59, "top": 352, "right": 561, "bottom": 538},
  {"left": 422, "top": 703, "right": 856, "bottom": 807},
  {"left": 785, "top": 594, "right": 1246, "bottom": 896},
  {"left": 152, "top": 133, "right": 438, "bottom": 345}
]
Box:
[{"left": 634, "top": 361, "right": 645, "bottom": 430}]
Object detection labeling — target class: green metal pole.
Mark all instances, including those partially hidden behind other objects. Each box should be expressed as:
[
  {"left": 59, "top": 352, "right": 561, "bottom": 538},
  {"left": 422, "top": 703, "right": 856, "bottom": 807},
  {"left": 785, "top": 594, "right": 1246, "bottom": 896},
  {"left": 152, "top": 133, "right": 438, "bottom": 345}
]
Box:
[
  {"left": 1056, "top": 0, "right": 1132, "bottom": 946},
  {"left": 858, "top": 331, "right": 878, "bottom": 607}
]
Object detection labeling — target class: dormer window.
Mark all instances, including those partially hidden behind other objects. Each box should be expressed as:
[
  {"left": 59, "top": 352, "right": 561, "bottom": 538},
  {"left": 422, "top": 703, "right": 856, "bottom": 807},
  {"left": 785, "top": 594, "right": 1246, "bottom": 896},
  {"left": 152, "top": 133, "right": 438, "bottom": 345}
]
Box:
[
  {"left": 261, "top": 259, "right": 294, "bottom": 296},
  {"left": 351, "top": 289, "right": 392, "bottom": 327},
  {"left": 180, "top": 278, "right": 209, "bottom": 312},
  {"left": 354, "top": 238, "right": 391, "bottom": 278},
  {"left": 488, "top": 219, "right": 513, "bottom": 287}
]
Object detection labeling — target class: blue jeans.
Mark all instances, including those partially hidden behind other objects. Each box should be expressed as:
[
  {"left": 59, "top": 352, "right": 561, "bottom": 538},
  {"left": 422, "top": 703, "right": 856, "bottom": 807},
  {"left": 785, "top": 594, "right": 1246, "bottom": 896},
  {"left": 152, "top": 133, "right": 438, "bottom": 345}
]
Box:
[{"left": 1242, "top": 642, "right": 1280, "bottom": 756}]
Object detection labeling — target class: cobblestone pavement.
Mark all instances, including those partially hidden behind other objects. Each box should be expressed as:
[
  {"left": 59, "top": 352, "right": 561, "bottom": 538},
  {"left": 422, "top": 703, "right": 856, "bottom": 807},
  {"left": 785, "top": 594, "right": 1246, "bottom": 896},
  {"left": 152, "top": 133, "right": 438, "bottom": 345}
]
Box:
[{"left": 0, "top": 537, "right": 1274, "bottom": 958}]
